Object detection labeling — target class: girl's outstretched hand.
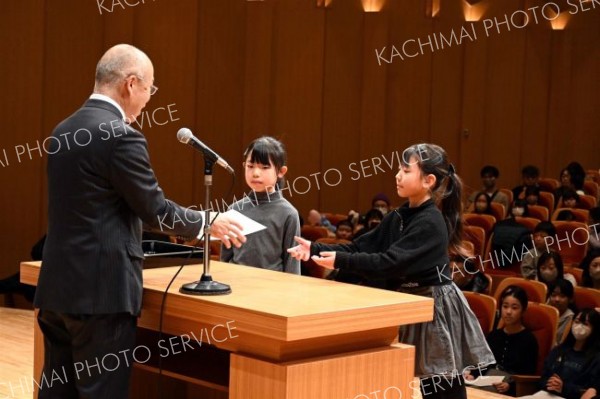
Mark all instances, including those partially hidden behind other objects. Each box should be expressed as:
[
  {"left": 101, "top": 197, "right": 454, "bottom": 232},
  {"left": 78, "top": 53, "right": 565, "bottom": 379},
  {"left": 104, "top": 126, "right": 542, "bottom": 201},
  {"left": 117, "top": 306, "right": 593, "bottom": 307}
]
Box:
[
  {"left": 287, "top": 236, "right": 311, "bottom": 261},
  {"left": 311, "top": 251, "right": 336, "bottom": 269}
]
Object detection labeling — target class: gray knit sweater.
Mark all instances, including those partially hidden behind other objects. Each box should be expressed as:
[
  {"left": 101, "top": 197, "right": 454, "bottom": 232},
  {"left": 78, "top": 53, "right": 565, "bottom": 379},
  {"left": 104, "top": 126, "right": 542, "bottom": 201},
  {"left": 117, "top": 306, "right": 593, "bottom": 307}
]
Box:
[{"left": 220, "top": 190, "right": 300, "bottom": 274}]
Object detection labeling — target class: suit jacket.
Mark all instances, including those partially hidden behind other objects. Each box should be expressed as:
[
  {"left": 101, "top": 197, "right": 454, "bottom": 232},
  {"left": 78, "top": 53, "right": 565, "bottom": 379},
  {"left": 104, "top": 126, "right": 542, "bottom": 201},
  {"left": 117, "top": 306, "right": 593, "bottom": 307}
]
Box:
[{"left": 34, "top": 99, "right": 202, "bottom": 315}]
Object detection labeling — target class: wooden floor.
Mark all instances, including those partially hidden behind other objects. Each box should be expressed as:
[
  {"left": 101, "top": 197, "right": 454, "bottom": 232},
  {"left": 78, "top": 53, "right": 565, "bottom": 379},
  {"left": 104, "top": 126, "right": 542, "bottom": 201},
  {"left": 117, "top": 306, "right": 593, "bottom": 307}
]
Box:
[
  {"left": 0, "top": 306, "right": 508, "bottom": 399},
  {"left": 0, "top": 307, "right": 34, "bottom": 399}
]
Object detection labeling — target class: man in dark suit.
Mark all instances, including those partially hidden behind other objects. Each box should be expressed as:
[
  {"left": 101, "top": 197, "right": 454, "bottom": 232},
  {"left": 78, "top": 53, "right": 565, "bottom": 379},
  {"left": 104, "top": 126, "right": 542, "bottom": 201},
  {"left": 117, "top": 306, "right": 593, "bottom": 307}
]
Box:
[{"left": 34, "top": 44, "right": 245, "bottom": 398}]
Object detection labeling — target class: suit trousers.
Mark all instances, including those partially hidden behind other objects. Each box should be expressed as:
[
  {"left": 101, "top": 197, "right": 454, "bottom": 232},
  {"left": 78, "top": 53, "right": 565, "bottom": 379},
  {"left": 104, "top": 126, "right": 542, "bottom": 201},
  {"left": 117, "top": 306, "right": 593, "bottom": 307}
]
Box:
[{"left": 37, "top": 309, "right": 137, "bottom": 399}]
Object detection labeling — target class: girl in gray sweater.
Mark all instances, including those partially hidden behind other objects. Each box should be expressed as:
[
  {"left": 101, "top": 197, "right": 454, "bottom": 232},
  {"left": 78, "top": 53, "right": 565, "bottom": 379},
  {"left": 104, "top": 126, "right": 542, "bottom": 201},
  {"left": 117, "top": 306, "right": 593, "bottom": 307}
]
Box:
[{"left": 221, "top": 137, "right": 300, "bottom": 274}]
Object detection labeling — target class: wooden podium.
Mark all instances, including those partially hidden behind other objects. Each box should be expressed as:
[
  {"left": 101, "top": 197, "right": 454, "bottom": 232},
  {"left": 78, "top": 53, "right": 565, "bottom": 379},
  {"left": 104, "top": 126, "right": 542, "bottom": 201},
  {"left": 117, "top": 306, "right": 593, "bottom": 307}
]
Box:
[{"left": 21, "top": 261, "right": 433, "bottom": 399}]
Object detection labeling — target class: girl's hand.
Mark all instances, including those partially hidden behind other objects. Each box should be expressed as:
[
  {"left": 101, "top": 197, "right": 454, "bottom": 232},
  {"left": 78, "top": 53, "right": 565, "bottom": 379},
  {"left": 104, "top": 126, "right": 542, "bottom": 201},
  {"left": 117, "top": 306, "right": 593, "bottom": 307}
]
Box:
[
  {"left": 311, "top": 251, "right": 336, "bottom": 269},
  {"left": 581, "top": 388, "right": 597, "bottom": 399},
  {"left": 287, "top": 236, "right": 311, "bottom": 261},
  {"left": 492, "top": 381, "right": 510, "bottom": 393},
  {"left": 546, "top": 374, "right": 563, "bottom": 393},
  {"left": 462, "top": 370, "right": 474, "bottom": 381}
]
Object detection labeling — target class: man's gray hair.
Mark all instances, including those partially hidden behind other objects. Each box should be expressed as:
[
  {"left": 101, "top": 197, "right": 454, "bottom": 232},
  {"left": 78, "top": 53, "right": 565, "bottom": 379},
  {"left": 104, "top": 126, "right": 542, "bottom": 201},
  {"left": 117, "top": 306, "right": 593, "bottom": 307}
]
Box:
[{"left": 94, "top": 44, "right": 149, "bottom": 89}]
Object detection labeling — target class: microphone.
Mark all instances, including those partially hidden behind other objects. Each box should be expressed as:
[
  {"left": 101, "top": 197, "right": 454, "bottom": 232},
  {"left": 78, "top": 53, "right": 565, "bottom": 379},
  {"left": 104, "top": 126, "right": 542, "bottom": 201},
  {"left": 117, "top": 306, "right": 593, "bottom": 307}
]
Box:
[{"left": 177, "top": 128, "right": 234, "bottom": 174}]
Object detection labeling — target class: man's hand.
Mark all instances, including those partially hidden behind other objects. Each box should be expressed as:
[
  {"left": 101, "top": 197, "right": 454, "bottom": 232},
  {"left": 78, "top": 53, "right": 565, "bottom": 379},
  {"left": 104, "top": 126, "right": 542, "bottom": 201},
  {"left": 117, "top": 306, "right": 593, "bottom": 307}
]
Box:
[{"left": 211, "top": 214, "right": 246, "bottom": 249}]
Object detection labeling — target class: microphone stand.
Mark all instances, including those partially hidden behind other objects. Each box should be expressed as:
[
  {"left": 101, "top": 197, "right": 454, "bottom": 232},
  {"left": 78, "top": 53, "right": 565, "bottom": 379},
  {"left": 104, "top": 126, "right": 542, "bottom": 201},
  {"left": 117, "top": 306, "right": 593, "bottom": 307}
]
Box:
[{"left": 180, "top": 158, "right": 232, "bottom": 295}]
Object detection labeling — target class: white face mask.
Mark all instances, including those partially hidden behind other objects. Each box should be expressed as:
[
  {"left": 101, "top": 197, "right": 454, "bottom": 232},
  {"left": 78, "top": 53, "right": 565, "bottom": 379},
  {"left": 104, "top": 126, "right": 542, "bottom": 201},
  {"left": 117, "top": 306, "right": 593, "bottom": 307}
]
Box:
[
  {"left": 512, "top": 207, "right": 525, "bottom": 217},
  {"left": 375, "top": 206, "right": 388, "bottom": 216},
  {"left": 571, "top": 323, "right": 592, "bottom": 340}
]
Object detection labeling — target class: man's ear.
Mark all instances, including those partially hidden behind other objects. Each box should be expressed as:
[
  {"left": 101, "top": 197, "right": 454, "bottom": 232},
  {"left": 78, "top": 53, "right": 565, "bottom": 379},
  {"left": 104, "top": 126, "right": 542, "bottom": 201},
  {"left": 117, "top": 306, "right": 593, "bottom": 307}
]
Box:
[
  {"left": 278, "top": 165, "right": 288, "bottom": 178},
  {"left": 423, "top": 173, "right": 437, "bottom": 190}
]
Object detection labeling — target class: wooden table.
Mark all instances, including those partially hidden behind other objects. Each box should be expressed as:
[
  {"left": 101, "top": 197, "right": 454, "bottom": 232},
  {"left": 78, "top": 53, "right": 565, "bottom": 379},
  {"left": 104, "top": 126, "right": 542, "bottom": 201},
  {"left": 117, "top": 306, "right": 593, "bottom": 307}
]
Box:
[{"left": 21, "top": 260, "right": 433, "bottom": 399}]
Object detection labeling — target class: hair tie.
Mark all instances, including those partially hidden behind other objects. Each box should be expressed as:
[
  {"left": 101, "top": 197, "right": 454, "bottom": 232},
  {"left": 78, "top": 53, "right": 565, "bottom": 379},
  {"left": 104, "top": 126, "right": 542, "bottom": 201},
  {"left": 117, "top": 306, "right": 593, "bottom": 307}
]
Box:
[{"left": 448, "top": 163, "right": 456, "bottom": 177}]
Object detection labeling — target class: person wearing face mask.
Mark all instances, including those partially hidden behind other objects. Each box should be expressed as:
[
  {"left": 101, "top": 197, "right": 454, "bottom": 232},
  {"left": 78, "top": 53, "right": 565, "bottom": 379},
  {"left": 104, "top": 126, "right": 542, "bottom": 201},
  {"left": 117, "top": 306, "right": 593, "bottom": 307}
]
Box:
[
  {"left": 537, "top": 251, "right": 577, "bottom": 289},
  {"left": 548, "top": 279, "right": 578, "bottom": 346},
  {"left": 581, "top": 249, "right": 600, "bottom": 290},
  {"left": 371, "top": 192, "right": 391, "bottom": 216},
  {"left": 518, "top": 309, "right": 600, "bottom": 399},
  {"left": 469, "top": 192, "right": 494, "bottom": 215}
]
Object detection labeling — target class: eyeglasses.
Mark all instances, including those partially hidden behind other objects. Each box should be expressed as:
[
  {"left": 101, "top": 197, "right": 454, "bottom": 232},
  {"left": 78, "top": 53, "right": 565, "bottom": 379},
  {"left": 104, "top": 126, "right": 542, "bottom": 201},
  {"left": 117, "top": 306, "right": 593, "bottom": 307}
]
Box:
[{"left": 127, "top": 74, "right": 158, "bottom": 96}]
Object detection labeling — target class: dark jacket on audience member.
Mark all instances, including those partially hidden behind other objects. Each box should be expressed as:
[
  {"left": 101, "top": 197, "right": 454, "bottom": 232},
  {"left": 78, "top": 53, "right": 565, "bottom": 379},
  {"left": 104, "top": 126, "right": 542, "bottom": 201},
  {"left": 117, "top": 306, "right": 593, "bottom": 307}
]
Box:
[
  {"left": 539, "top": 345, "right": 600, "bottom": 399},
  {"left": 485, "top": 328, "right": 538, "bottom": 396}
]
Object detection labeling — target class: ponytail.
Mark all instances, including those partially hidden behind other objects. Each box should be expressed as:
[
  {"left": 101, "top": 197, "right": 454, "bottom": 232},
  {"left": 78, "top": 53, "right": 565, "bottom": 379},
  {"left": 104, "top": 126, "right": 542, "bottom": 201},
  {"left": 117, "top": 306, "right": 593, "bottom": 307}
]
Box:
[{"left": 400, "top": 143, "right": 466, "bottom": 257}]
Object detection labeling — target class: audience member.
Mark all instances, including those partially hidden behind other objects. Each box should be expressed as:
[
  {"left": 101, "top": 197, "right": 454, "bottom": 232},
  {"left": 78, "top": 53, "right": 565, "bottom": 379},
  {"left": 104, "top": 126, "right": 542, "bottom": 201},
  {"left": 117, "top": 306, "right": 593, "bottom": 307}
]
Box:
[
  {"left": 521, "top": 222, "right": 556, "bottom": 280},
  {"left": 466, "top": 285, "right": 538, "bottom": 396},
  {"left": 348, "top": 193, "right": 392, "bottom": 231},
  {"left": 557, "top": 209, "right": 576, "bottom": 221},
  {"left": 471, "top": 192, "right": 494, "bottom": 215},
  {"left": 451, "top": 256, "right": 490, "bottom": 294},
  {"left": 307, "top": 209, "right": 336, "bottom": 233},
  {"left": 537, "top": 251, "right": 577, "bottom": 289},
  {"left": 524, "top": 186, "right": 541, "bottom": 206},
  {"left": 519, "top": 309, "right": 600, "bottom": 399},
  {"left": 562, "top": 189, "right": 581, "bottom": 209},
  {"left": 512, "top": 165, "right": 540, "bottom": 200},
  {"left": 548, "top": 278, "right": 577, "bottom": 346},
  {"left": 490, "top": 200, "right": 532, "bottom": 268},
  {"left": 335, "top": 220, "right": 354, "bottom": 241},
  {"left": 588, "top": 208, "right": 600, "bottom": 251},
  {"left": 555, "top": 162, "right": 586, "bottom": 206},
  {"left": 581, "top": 249, "right": 600, "bottom": 290},
  {"left": 468, "top": 166, "right": 510, "bottom": 210},
  {"left": 371, "top": 192, "right": 391, "bottom": 216},
  {"left": 353, "top": 208, "right": 383, "bottom": 239}
]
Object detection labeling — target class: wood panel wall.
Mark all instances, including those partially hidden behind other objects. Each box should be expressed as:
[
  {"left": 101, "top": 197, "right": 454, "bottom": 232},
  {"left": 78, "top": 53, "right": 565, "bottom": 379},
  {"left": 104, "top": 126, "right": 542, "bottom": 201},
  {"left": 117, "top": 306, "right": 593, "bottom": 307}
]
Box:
[{"left": 0, "top": 0, "right": 598, "bottom": 279}]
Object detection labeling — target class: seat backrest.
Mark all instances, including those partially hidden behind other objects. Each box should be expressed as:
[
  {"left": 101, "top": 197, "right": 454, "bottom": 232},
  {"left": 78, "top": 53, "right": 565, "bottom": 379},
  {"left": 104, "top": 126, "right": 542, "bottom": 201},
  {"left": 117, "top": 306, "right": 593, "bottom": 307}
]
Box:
[
  {"left": 494, "top": 276, "right": 547, "bottom": 303},
  {"left": 579, "top": 194, "right": 597, "bottom": 210},
  {"left": 552, "top": 221, "right": 588, "bottom": 264},
  {"left": 499, "top": 188, "right": 514, "bottom": 205},
  {"left": 463, "top": 292, "right": 497, "bottom": 334},
  {"left": 538, "top": 192, "right": 555, "bottom": 217},
  {"left": 586, "top": 169, "right": 600, "bottom": 184},
  {"left": 464, "top": 225, "right": 486, "bottom": 258},
  {"left": 490, "top": 202, "right": 506, "bottom": 221},
  {"left": 301, "top": 225, "right": 330, "bottom": 241},
  {"left": 464, "top": 214, "right": 497, "bottom": 237},
  {"left": 539, "top": 178, "right": 560, "bottom": 192},
  {"left": 551, "top": 208, "right": 589, "bottom": 223},
  {"left": 564, "top": 265, "right": 583, "bottom": 285},
  {"left": 528, "top": 205, "right": 550, "bottom": 222},
  {"left": 514, "top": 216, "right": 542, "bottom": 232},
  {"left": 583, "top": 181, "right": 599, "bottom": 199},
  {"left": 524, "top": 303, "right": 559, "bottom": 374},
  {"left": 573, "top": 286, "right": 600, "bottom": 310}
]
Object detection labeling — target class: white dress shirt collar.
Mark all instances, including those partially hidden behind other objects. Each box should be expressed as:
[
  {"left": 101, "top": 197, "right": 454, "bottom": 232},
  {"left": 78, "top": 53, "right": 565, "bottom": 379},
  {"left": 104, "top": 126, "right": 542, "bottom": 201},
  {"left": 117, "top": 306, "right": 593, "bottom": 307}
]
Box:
[{"left": 89, "top": 93, "right": 126, "bottom": 121}]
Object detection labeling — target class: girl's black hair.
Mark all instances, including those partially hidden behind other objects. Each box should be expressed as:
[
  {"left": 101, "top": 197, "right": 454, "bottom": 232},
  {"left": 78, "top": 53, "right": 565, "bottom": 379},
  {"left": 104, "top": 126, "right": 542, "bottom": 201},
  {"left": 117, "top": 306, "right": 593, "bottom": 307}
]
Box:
[
  {"left": 500, "top": 284, "right": 529, "bottom": 312},
  {"left": 400, "top": 143, "right": 464, "bottom": 254},
  {"left": 537, "top": 251, "right": 565, "bottom": 284},
  {"left": 561, "top": 308, "right": 600, "bottom": 363},
  {"left": 580, "top": 248, "right": 600, "bottom": 288},
  {"left": 243, "top": 136, "right": 287, "bottom": 189},
  {"left": 548, "top": 278, "right": 578, "bottom": 315},
  {"left": 473, "top": 192, "right": 493, "bottom": 215}
]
